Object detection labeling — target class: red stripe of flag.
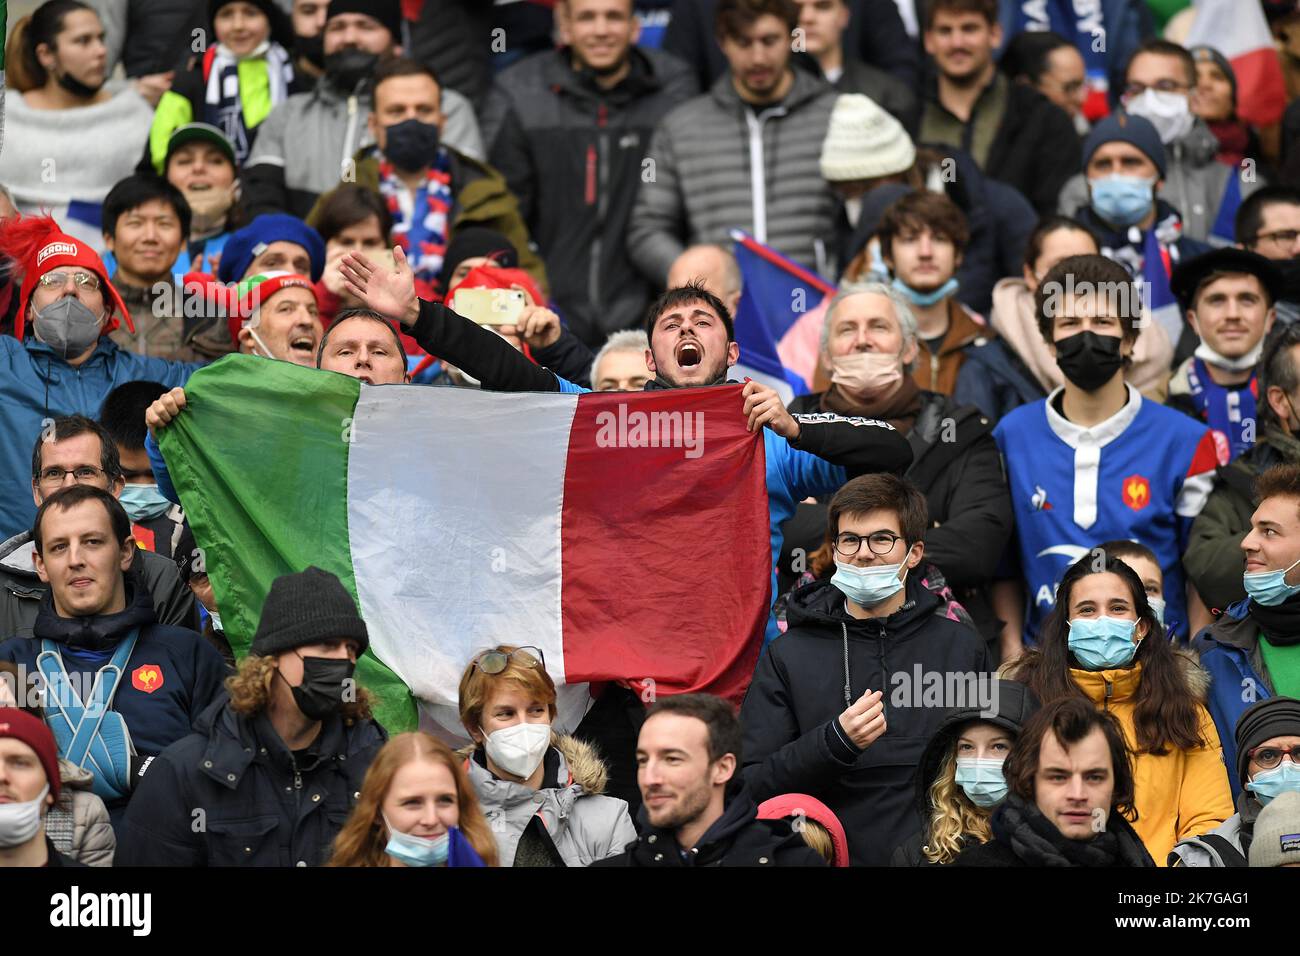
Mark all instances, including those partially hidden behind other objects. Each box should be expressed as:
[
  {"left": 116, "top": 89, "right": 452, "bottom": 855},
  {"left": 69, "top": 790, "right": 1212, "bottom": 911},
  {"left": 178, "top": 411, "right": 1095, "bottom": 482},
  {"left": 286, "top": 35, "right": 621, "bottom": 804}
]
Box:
[
  {"left": 734, "top": 233, "right": 836, "bottom": 296},
  {"left": 559, "top": 385, "right": 770, "bottom": 704}
]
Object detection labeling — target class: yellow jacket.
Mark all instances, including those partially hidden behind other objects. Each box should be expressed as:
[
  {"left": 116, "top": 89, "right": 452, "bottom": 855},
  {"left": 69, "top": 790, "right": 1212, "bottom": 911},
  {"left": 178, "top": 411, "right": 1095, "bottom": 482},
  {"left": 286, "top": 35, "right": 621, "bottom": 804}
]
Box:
[{"left": 1072, "top": 660, "right": 1234, "bottom": 865}]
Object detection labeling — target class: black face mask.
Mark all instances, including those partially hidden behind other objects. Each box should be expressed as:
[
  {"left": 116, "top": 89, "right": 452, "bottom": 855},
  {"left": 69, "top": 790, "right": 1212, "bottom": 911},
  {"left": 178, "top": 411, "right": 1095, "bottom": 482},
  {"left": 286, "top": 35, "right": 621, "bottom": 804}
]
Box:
[
  {"left": 323, "top": 48, "right": 379, "bottom": 93},
  {"left": 384, "top": 118, "right": 440, "bottom": 172},
  {"left": 289, "top": 654, "right": 356, "bottom": 721},
  {"left": 294, "top": 32, "right": 325, "bottom": 70},
  {"left": 1055, "top": 330, "right": 1125, "bottom": 392},
  {"left": 56, "top": 67, "right": 102, "bottom": 100}
]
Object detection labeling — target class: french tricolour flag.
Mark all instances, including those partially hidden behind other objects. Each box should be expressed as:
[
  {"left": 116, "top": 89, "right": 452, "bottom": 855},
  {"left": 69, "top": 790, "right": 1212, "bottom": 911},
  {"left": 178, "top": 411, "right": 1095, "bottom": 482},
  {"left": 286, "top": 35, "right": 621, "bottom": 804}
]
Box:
[
  {"left": 160, "top": 356, "right": 772, "bottom": 737},
  {"left": 730, "top": 230, "right": 833, "bottom": 400}
]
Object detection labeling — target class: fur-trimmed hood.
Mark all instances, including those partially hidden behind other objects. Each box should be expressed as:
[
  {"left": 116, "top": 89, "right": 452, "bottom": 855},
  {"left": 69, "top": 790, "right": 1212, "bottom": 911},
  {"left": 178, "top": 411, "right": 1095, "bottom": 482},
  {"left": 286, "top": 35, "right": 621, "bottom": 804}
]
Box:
[{"left": 458, "top": 732, "right": 609, "bottom": 795}]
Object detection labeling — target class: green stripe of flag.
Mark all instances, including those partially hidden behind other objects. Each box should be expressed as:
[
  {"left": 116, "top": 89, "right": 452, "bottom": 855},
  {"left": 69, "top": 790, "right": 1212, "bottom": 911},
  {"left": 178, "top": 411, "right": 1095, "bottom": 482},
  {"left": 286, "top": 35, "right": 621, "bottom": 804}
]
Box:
[{"left": 158, "top": 355, "right": 418, "bottom": 732}]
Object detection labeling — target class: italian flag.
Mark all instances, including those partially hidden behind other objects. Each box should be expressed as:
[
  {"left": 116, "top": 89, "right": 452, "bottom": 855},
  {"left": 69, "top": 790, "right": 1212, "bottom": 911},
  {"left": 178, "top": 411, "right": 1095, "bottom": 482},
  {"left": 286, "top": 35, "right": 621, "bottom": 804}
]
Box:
[{"left": 159, "top": 356, "right": 772, "bottom": 734}]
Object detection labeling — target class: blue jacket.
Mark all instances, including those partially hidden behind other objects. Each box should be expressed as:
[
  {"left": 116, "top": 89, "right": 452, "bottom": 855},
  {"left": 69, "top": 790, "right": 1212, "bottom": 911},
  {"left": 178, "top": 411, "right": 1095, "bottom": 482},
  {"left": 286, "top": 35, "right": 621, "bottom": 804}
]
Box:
[
  {"left": 1194, "top": 599, "right": 1272, "bottom": 798},
  {"left": 953, "top": 336, "right": 1046, "bottom": 423},
  {"left": 0, "top": 335, "right": 201, "bottom": 535}
]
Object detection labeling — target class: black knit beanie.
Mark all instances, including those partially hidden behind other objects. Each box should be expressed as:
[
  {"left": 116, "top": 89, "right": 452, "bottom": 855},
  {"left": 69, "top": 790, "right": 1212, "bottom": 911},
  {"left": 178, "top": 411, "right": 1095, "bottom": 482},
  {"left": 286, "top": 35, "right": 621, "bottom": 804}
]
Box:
[
  {"left": 1235, "top": 696, "right": 1300, "bottom": 788},
  {"left": 326, "top": 0, "right": 402, "bottom": 41},
  {"left": 437, "top": 227, "right": 518, "bottom": 291},
  {"left": 251, "top": 566, "right": 370, "bottom": 657}
]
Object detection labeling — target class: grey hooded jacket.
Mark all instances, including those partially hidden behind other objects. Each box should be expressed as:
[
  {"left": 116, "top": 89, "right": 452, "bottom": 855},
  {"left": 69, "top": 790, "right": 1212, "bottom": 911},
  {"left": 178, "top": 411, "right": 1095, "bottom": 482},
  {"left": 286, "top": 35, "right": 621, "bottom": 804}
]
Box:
[
  {"left": 465, "top": 734, "right": 636, "bottom": 867},
  {"left": 1169, "top": 792, "right": 1262, "bottom": 867},
  {"left": 1057, "top": 118, "right": 1261, "bottom": 244},
  {"left": 243, "top": 75, "right": 485, "bottom": 220},
  {"left": 628, "top": 68, "right": 838, "bottom": 285}
]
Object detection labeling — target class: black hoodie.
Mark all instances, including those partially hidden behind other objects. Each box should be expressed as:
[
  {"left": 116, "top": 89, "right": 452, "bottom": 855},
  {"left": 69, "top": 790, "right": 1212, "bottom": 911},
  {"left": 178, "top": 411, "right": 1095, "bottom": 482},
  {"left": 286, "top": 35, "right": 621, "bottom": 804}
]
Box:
[
  {"left": 740, "top": 576, "right": 992, "bottom": 865},
  {"left": 890, "top": 680, "right": 1040, "bottom": 865}
]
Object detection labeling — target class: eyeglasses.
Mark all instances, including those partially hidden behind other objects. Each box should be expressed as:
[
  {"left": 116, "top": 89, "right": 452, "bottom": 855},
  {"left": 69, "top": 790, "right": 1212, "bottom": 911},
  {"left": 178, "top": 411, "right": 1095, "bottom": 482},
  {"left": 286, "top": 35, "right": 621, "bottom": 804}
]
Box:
[
  {"left": 472, "top": 645, "right": 545, "bottom": 674},
  {"left": 833, "top": 531, "right": 905, "bottom": 558},
  {"left": 1253, "top": 229, "right": 1300, "bottom": 248},
  {"left": 1248, "top": 745, "right": 1300, "bottom": 770},
  {"left": 37, "top": 271, "right": 101, "bottom": 292},
  {"left": 37, "top": 465, "right": 107, "bottom": 487},
  {"left": 1123, "top": 80, "right": 1190, "bottom": 98}
]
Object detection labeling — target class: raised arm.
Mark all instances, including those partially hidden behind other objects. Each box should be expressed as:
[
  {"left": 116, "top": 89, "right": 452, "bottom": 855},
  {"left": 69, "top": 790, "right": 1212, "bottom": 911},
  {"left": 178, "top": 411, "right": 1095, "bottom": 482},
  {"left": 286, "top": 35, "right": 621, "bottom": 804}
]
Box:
[{"left": 339, "top": 248, "right": 567, "bottom": 393}]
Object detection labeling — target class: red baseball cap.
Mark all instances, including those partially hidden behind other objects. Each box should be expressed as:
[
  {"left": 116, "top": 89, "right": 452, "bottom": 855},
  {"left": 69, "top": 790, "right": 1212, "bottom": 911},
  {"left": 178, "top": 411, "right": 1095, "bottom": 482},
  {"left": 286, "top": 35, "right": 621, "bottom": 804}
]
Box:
[
  {"left": 0, "top": 707, "right": 60, "bottom": 802},
  {"left": 0, "top": 214, "right": 133, "bottom": 342}
]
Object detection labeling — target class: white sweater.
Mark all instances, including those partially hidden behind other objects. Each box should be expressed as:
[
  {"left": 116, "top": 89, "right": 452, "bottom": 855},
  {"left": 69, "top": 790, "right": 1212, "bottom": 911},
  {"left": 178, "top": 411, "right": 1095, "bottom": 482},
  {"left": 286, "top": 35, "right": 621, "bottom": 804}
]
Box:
[{"left": 0, "top": 83, "right": 152, "bottom": 211}]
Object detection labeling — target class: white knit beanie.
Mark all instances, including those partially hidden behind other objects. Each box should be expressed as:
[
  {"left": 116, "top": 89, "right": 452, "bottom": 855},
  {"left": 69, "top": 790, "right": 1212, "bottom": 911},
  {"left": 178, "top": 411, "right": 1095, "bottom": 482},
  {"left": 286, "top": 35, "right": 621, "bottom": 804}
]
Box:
[{"left": 819, "top": 94, "right": 916, "bottom": 182}]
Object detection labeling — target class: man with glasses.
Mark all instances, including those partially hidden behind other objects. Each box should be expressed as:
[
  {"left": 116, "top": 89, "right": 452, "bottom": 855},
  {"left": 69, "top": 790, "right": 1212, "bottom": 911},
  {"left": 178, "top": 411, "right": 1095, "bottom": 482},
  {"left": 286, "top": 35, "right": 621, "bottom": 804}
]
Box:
[
  {"left": 0, "top": 416, "right": 200, "bottom": 641},
  {"left": 739, "top": 472, "right": 991, "bottom": 866},
  {"left": 1173, "top": 697, "right": 1300, "bottom": 865},
  {"left": 1187, "top": 324, "right": 1300, "bottom": 613},
  {"left": 0, "top": 484, "right": 227, "bottom": 825},
  {"left": 0, "top": 217, "right": 204, "bottom": 538},
  {"left": 1056, "top": 38, "right": 1261, "bottom": 244},
  {"left": 1237, "top": 185, "right": 1300, "bottom": 326}
]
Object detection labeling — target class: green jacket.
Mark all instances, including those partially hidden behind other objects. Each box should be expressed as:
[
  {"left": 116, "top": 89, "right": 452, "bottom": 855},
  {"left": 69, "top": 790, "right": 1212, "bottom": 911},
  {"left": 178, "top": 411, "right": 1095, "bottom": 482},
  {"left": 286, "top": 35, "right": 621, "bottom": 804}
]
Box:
[
  {"left": 306, "top": 147, "right": 548, "bottom": 296},
  {"left": 1185, "top": 426, "right": 1300, "bottom": 612}
]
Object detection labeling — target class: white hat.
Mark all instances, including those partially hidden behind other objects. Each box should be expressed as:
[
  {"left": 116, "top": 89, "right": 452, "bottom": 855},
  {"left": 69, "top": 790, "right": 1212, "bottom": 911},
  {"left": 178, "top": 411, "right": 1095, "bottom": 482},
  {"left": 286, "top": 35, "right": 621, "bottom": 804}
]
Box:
[{"left": 819, "top": 94, "right": 916, "bottom": 182}]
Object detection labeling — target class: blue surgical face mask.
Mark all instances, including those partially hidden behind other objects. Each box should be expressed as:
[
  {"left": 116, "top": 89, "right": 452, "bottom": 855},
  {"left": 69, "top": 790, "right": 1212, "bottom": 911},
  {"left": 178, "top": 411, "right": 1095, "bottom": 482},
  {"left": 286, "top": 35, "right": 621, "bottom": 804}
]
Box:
[
  {"left": 832, "top": 559, "right": 906, "bottom": 608},
  {"left": 1243, "top": 556, "right": 1300, "bottom": 607},
  {"left": 1089, "top": 175, "right": 1157, "bottom": 228},
  {"left": 118, "top": 482, "right": 171, "bottom": 521},
  {"left": 1245, "top": 760, "right": 1300, "bottom": 805},
  {"left": 1067, "top": 616, "right": 1141, "bottom": 670},
  {"left": 384, "top": 817, "right": 450, "bottom": 867},
  {"left": 1148, "top": 596, "right": 1166, "bottom": 627},
  {"left": 891, "top": 276, "right": 958, "bottom": 309},
  {"left": 954, "top": 756, "right": 1008, "bottom": 808}
]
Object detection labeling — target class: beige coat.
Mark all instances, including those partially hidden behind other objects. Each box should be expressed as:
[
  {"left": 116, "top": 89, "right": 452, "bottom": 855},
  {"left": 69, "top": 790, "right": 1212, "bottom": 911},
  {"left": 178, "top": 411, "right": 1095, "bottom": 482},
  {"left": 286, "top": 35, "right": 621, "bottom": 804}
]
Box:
[
  {"left": 45, "top": 759, "right": 115, "bottom": 866},
  {"left": 990, "top": 277, "right": 1173, "bottom": 402}
]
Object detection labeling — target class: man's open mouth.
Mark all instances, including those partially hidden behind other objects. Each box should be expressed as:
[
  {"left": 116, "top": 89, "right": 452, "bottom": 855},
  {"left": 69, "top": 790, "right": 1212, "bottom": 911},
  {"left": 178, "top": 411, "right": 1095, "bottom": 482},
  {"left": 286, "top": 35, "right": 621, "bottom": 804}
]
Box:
[
  {"left": 675, "top": 340, "right": 703, "bottom": 368},
  {"left": 289, "top": 332, "right": 316, "bottom": 355}
]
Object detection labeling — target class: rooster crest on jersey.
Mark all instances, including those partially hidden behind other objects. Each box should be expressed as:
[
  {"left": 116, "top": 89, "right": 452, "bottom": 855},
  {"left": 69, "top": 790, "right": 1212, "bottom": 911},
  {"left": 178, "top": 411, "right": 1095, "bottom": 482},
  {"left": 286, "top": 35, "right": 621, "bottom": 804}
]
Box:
[{"left": 1122, "top": 475, "right": 1150, "bottom": 511}]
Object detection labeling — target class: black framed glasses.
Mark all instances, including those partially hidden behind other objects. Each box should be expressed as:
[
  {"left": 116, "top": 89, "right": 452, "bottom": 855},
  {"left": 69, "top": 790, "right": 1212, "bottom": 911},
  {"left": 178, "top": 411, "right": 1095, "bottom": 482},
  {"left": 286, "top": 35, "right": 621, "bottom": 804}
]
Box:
[
  {"left": 473, "top": 645, "right": 545, "bottom": 674},
  {"left": 833, "top": 531, "right": 904, "bottom": 558},
  {"left": 1248, "top": 745, "right": 1300, "bottom": 770},
  {"left": 37, "top": 465, "right": 107, "bottom": 487},
  {"left": 37, "top": 270, "right": 101, "bottom": 292},
  {"left": 1253, "top": 229, "right": 1300, "bottom": 248}
]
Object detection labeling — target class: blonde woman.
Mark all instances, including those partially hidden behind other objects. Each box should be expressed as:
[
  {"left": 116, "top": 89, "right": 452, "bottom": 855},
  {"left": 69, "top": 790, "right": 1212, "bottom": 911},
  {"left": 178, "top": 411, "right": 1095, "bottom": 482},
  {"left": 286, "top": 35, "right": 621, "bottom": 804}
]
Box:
[
  {"left": 891, "top": 681, "right": 1039, "bottom": 865},
  {"left": 459, "top": 644, "right": 636, "bottom": 867},
  {"left": 330, "top": 732, "right": 497, "bottom": 867}
]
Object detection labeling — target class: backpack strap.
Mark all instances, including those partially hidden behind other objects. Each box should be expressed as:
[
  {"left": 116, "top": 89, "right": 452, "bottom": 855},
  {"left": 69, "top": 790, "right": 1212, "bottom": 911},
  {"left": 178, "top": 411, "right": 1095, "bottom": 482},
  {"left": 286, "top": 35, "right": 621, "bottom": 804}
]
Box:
[{"left": 1196, "top": 832, "right": 1249, "bottom": 867}]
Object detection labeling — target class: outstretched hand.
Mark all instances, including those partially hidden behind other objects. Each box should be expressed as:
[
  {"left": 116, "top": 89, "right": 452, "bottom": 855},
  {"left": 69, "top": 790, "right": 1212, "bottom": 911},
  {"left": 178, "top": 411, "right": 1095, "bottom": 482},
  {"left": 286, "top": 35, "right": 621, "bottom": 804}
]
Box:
[{"left": 339, "top": 245, "right": 420, "bottom": 327}]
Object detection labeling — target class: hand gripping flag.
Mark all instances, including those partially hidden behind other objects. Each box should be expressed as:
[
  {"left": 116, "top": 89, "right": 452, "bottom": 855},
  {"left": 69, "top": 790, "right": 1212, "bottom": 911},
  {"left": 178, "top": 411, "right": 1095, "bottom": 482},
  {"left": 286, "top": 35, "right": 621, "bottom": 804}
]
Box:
[{"left": 159, "top": 355, "right": 771, "bottom": 735}]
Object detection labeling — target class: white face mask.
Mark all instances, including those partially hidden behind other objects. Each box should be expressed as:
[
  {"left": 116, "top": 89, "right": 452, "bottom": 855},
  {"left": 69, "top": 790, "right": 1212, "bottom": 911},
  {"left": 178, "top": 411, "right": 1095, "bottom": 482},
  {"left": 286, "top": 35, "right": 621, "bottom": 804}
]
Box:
[
  {"left": 1194, "top": 338, "right": 1264, "bottom": 372},
  {"left": 483, "top": 722, "right": 550, "bottom": 780},
  {"left": 1125, "top": 88, "right": 1194, "bottom": 144},
  {"left": 0, "top": 784, "right": 48, "bottom": 848}
]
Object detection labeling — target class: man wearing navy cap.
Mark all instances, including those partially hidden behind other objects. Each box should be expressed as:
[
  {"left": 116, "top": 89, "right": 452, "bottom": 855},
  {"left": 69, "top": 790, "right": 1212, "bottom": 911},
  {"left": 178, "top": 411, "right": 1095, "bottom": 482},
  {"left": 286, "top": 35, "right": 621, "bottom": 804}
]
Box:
[{"left": 1168, "top": 248, "right": 1283, "bottom": 461}]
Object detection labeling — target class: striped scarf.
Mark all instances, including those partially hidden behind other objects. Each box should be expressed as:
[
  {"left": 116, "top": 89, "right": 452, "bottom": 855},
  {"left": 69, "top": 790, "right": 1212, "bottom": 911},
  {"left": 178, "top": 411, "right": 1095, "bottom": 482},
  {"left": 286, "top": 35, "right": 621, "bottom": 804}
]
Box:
[
  {"left": 203, "top": 41, "right": 293, "bottom": 166},
  {"left": 377, "top": 147, "right": 453, "bottom": 298}
]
